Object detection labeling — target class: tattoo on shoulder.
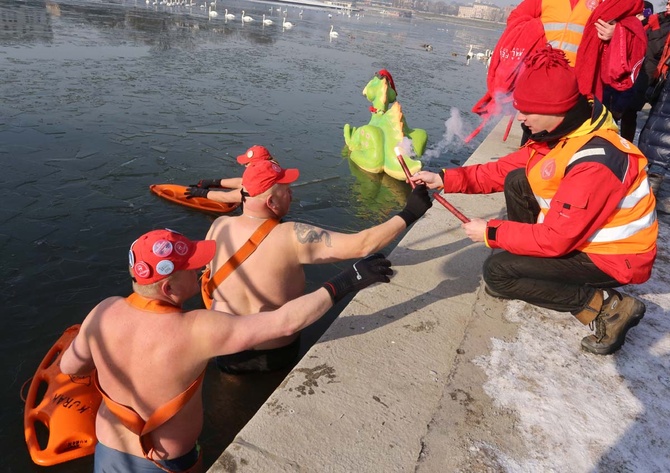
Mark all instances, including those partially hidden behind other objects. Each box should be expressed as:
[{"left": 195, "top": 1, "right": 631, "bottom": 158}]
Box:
[{"left": 294, "top": 222, "right": 332, "bottom": 246}]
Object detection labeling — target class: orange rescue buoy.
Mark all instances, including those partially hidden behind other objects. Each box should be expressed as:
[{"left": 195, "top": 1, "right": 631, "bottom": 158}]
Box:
[
  {"left": 150, "top": 184, "right": 240, "bottom": 214},
  {"left": 24, "top": 325, "right": 101, "bottom": 466}
]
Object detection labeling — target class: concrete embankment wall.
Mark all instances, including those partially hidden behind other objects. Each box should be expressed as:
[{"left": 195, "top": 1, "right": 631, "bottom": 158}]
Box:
[{"left": 206, "top": 117, "right": 521, "bottom": 472}]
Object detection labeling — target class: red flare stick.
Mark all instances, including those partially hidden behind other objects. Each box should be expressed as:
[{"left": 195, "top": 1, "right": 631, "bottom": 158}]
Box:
[
  {"left": 394, "top": 148, "right": 471, "bottom": 223},
  {"left": 433, "top": 193, "right": 471, "bottom": 223}
]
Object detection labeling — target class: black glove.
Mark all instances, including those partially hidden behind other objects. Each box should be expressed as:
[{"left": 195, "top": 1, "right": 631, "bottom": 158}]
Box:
[
  {"left": 323, "top": 253, "right": 393, "bottom": 304},
  {"left": 185, "top": 186, "right": 209, "bottom": 199},
  {"left": 192, "top": 178, "right": 222, "bottom": 189},
  {"left": 396, "top": 184, "right": 432, "bottom": 227}
]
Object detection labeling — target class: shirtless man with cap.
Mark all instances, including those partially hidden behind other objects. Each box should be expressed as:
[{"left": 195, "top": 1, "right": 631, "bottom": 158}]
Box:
[
  {"left": 185, "top": 145, "right": 275, "bottom": 204},
  {"left": 204, "top": 149, "right": 432, "bottom": 373},
  {"left": 60, "top": 228, "right": 392, "bottom": 472}
]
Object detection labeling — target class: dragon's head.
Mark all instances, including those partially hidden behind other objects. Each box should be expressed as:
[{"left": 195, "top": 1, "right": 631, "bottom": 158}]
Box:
[{"left": 362, "top": 69, "right": 397, "bottom": 113}]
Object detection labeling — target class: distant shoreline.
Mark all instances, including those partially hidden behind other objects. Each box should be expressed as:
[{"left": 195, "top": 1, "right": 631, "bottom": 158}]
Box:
[{"left": 414, "top": 12, "right": 505, "bottom": 31}]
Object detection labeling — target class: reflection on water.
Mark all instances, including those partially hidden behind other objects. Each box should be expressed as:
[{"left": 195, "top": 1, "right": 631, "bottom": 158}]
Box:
[{"left": 0, "top": 0, "right": 502, "bottom": 471}]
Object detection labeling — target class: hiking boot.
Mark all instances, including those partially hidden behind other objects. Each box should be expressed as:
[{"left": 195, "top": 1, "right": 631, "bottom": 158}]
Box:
[{"left": 581, "top": 290, "right": 646, "bottom": 355}]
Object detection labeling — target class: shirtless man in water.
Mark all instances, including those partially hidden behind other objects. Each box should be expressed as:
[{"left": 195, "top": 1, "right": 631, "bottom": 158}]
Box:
[
  {"left": 60, "top": 228, "right": 392, "bottom": 472},
  {"left": 184, "top": 145, "right": 275, "bottom": 204},
  {"left": 204, "top": 151, "right": 432, "bottom": 373}
]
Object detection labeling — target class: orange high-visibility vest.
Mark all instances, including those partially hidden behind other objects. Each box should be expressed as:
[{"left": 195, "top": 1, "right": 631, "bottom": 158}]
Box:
[
  {"left": 527, "top": 129, "right": 657, "bottom": 255},
  {"left": 541, "top": 0, "right": 594, "bottom": 66}
]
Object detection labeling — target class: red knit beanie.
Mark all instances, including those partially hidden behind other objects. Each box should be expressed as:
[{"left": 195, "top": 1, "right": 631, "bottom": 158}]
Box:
[{"left": 513, "top": 45, "right": 580, "bottom": 114}]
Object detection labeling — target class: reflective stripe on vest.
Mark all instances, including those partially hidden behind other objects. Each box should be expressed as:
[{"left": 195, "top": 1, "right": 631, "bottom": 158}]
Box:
[
  {"left": 529, "top": 130, "right": 657, "bottom": 255},
  {"left": 541, "top": 0, "right": 593, "bottom": 66}
]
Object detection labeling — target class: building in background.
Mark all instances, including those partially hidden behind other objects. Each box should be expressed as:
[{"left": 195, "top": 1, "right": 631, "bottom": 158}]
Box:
[{"left": 458, "top": 1, "right": 506, "bottom": 22}]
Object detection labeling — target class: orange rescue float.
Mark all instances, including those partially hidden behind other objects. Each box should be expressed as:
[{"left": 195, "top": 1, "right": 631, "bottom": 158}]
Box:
[
  {"left": 24, "top": 324, "right": 101, "bottom": 466},
  {"left": 150, "top": 184, "right": 240, "bottom": 214}
]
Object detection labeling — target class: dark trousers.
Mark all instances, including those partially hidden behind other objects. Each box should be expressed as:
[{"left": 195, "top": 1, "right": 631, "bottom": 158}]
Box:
[{"left": 482, "top": 169, "right": 619, "bottom": 313}]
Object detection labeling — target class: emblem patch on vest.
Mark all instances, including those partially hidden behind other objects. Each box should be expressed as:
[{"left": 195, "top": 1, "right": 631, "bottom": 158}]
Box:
[
  {"left": 541, "top": 159, "right": 556, "bottom": 180},
  {"left": 586, "top": 0, "right": 598, "bottom": 11}
]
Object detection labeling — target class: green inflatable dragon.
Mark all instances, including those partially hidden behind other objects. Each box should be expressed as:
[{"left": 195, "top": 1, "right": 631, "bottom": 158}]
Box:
[{"left": 343, "top": 69, "right": 427, "bottom": 181}]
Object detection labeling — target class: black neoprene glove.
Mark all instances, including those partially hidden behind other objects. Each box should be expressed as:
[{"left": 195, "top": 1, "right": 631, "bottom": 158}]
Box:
[
  {"left": 193, "top": 178, "right": 222, "bottom": 189},
  {"left": 323, "top": 253, "right": 393, "bottom": 304},
  {"left": 185, "top": 187, "right": 209, "bottom": 199},
  {"left": 396, "top": 184, "right": 432, "bottom": 227}
]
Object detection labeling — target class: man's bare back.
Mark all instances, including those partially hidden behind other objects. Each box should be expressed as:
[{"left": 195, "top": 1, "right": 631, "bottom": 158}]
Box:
[
  {"left": 80, "top": 296, "right": 206, "bottom": 460},
  {"left": 204, "top": 158, "right": 431, "bottom": 367},
  {"left": 207, "top": 216, "right": 305, "bottom": 350}
]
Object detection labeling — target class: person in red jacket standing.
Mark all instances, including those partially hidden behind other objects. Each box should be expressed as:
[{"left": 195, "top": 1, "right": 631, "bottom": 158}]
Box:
[
  {"left": 471, "top": 0, "right": 646, "bottom": 144},
  {"left": 412, "top": 46, "right": 658, "bottom": 356}
]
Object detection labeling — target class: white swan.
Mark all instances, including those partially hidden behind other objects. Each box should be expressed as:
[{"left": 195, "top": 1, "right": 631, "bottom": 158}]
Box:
[
  {"left": 241, "top": 10, "right": 253, "bottom": 22},
  {"left": 465, "top": 44, "right": 473, "bottom": 65},
  {"left": 224, "top": 8, "right": 234, "bottom": 19},
  {"left": 282, "top": 15, "right": 293, "bottom": 29},
  {"left": 208, "top": 6, "right": 218, "bottom": 18},
  {"left": 262, "top": 14, "right": 273, "bottom": 25},
  {"left": 329, "top": 24, "right": 338, "bottom": 37}
]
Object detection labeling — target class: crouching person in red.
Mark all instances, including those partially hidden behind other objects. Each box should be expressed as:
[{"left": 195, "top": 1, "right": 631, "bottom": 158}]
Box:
[{"left": 411, "top": 46, "right": 658, "bottom": 355}]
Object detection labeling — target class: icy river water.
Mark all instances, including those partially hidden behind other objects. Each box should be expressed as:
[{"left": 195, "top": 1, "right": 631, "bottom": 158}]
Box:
[{"left": 0, "top": 1, "right": 503, "bottom": 470}]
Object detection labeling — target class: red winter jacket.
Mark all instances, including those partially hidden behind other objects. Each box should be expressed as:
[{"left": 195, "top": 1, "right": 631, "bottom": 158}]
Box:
[{"left": 441, "top": 110, "right": 656, "bottom": 284}]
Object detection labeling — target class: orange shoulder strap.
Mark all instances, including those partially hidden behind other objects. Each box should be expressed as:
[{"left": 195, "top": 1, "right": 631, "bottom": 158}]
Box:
[
  {"left": 94, "top": 370, "right": 205, "bottom": 470},
  {"left": 203, "top": 219, "right": 279, "bottom": 302},
  {"left": 94, "top": 370, "right": 205, "bottom": 437}
]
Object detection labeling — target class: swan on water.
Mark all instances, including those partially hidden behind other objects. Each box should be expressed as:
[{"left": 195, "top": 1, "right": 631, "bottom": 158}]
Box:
[
  {"left": 241, "top": 10, "right": 253, "bottom": 22},
  {"left": 224, "top": 8, "right": 234, "bottom": 19},
  {"left": 329, "top": 25, "right": 338, "bottom": 37},
  {"left": 262, "top": 14, "right": 273, "bottom": 25},
  {"left": 282, "top": 15, "right": 293, "bottom": 29},
  {"left": 466, "top": 44, "right": 473, "bottom": 65},
  {"left": 208, "top": 6, "right": 218, "bottom": 18}
]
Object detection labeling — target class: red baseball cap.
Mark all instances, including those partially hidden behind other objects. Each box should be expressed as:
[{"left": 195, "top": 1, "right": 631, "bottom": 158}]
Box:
[
  {"left": 241, "top": 160, "right": 299, "bottom": 197},
  {"left": 236, "top": 145, "right": 275, "bottom": 165},
  {"left": 129, "top": 229, "right": 216, "bottom": 285}
]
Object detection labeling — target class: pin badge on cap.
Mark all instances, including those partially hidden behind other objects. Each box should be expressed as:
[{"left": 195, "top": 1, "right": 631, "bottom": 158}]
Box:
[
  {"left": 134, "top": 261, "right": 151, "bottom": 279},
  {"left": 153, "top": 240, "right": 173, "bottom": 257},
  {"left": 174, "top": 241, "right": 189, "bottom": 256},
  {"left": 156, "top": 260, "right": 175, "bottom": 276}
]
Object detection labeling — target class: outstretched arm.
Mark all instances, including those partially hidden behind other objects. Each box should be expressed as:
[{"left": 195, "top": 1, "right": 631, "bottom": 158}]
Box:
[
  {"left": 293, "top": 185, "right": 432, "bottom": 263},
  {"left": 195, "top": 254, "right": 393, "bottom": 358},
  {"left": 206, "top": 188, "right": 243, "bottom": 204}
]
